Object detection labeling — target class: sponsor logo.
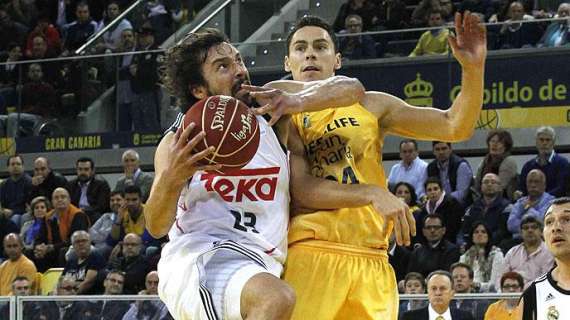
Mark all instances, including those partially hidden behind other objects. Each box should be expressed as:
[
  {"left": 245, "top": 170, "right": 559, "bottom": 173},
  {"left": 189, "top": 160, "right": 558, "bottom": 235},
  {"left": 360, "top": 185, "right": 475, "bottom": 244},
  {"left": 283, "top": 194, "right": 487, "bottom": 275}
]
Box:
[
  {"left": 231, "top": 113, "right": 254, "bottom": 141},
  {"left": 211, "top": 96, "right": 230, "bottom": 131},
  {"left": 201, "top": 167, "right": 280, "bottom": 202}
]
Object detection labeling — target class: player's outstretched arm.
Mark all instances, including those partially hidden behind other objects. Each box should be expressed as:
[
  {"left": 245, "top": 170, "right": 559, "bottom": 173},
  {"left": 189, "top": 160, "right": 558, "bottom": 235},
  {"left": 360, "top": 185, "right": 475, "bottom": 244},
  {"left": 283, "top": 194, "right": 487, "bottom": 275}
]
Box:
[
  {"left": 242, "top": 75, "right": 365, "bottom": 125},
  {"left": 145, "top": 125, "right": 220, "bottom": 238},
  {"left": 363, "top": 11, "right": 486, "bottom": 142}
]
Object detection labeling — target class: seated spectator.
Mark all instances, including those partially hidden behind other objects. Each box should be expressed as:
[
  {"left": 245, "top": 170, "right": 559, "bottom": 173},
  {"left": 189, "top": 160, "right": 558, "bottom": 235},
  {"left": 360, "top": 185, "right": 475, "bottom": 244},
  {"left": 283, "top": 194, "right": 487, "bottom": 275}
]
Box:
[
  {"left": 0, "top": 43, "right": 23, "bottom": 90},
  {"left": 67, "top": 157, "right": 111, "bottom": 223},
  {"left": 49, "top": 187, "right": 90, "bottom": 245},
  {"left": 427, "top": 142, "right": 473, "bottom": 207},
  {"left": 517, "top": 126, "right": 570, "bottom": 198},
  {"left": 484, "top": 271, "right": 524, "bottom": 319},
  {"left": 409, "top": 10, "right": 450, "bottom": 57},
  {"left": 502, "top": 215, "right": 554, "bottom": 288},
  {"left": 89, "top": 191, "right": 125, "bottom": 258},
  {"left": 398, "top": 272, "right": 428, "bottom": 316},
  {"left": 461, "top": 173, "right": 512, "bottom": 246},
  {"left": 95, "top": 1, "right": 133, "bottom": 53},
  {"left": 0, "top": 233, "right": 37, "bottom": 295},
  {"left": 388, "top": 139, "right": 428, "bottom": 200},
  {"left": 114, "top": 28, "right": 137, "bottom": 131},
  {"left": 143, "top": 0, "right": 176, "bottom": 44},
  {"left": 402, "top": 271, "right": 474, "bottom": 320},
  {"left": 0, "top": 276, "right": 35, "bottom": 319},
  {"left": 338, "top": 14, "right": 376, "bottom": 60},
  {"left": 122, "top": 271, "right": 173, "bottom": 320},
  {"left": 474, "top": 129, "right": 518, "bottom": 201},
  {"left": 25, "top": 15, "right": 62, "bottom": 57},
  {"left": 78, "top": 271, "right": 130, "bottom": 318},
  {"left": 3, "top": 0, "right": 37, "bottom": 27},
  {"left": 411, "top": 0, "right": 453, "bottom": 27},
  {"left": 62, "top": 231, "right": 105, "bottom": 294},
  {"left": 111, "top": 185, "right": 146, "bottom": 241},
  {"left": 22, "top": 196, "right": 62, "bottom": 272},
  {"left": 450, "top": 262, "right": 489, "bottom": 319},
  {"left": 0, "top": 155, "right": 32, "bottom": 227},
  {"left": 34, "top": 275, "right": 84, "bottom": 319},
  {"left": 106, "top": 233, "right": 149, "bottom": 294},
  {"left": 458, "top": 0, "right": 495, "bottom": 20},
  {"left": 62, "top": 1, "right": 99, "bottom": 54},
  {"left": 416, "top": 177, "right": 464, "bottom": 244},
  {"left": 507, "top": 169, "right": 554, "bottom": 239},
  {"left": 460, "top": 222, "right": 505, "bottom": 292},
  {"left": 389, "top": 233, "right": 411, "bottom": 282},
  {"left": 407, "top": 214, "right": 460, "bottom": 277},
  {"left": 0, "top": 9, "right": 29, "bottom": 55},
  {"left": 333, "top": 0, "right": 380, "bottom": 32},
  {"left": 393, "top": 181, "right": 422, "bottom": 214},
  {"left": 537, "top": 4, "right": 570, "bottom": 47},
  {"left": 497, "top": 2, "right": 542, "bottom": 49},
  {"left": 24, "top": 35, "right": 61, "bottom": 85},
  {"left": 0, "top": 213, "right": 19, "bottom": 262},
  {"left": 374, "top": 0, "right": 409, "bottom": 30},
  {"left": 115, "top": 149, "right": 154, "bottom": 202},
  {"left": 531, "top": 0, "right": 566, "bottom": 18},
  {"left": 28, "top": 156, "right": 68, "bottom": 203}
]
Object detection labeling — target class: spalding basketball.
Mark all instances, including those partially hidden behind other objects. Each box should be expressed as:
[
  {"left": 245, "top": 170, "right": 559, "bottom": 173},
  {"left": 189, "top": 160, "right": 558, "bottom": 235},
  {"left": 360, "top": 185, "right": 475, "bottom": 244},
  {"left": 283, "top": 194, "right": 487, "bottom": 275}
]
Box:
[{"left": 183, "top": 95, "right": 260, "bottom": 173}]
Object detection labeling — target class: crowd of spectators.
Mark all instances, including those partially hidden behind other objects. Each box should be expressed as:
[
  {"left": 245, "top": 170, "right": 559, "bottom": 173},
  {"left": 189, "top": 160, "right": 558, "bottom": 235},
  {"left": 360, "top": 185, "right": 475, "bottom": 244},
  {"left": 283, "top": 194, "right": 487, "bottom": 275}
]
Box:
[
  {"left": 388, "top": 126, "right": 570, "bottom": 319},
  {"left": 0, "top": 148, "right": 170, "bottom": 319}
]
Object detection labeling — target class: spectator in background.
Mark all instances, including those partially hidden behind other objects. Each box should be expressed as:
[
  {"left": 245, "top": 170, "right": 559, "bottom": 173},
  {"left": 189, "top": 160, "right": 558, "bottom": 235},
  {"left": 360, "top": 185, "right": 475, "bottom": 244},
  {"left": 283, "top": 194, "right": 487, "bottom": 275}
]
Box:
[
  {"left": 62, "top": 230, "right": 105, "bottom": 294},
  {"left": 144, "top": 0, "right": 176, "bottom": 44},
  {"left": 0, "top": 214, "right": 19, "bottom": 262},
  {"left": 502, "top": 215, "right": 554, "bottom": 288},
  {"left": 89, "top": 191, "right": 125, "bottom": 258},
  {"left": 3, "top": 0, "right": 37, "bottom": 27},
  {"left": 36, "top": 275, "right": 84, "bottom": 319},
  {"left": 497, "top": 1, "right": 542, "bottom": 49},
  {"left": 96, "top": 1, "right": 133, "bottom": 53},
  {"left": 517, "top": 126, "right": 569, "bottom": 197},
  {"left": 24, "top": 35, "right": 62, "bottom": 87},
  {"left": 484, "top": 271, "right": 524, "bottom": 320},
  {"left": 374, "top": 0, "right": 409, "bottom": 30},
  {"left": 1, "top": 276, "right": 36, "bottom": 319},
  {"left": 388, "top": 139, "right": 428, "bottom": 200},
  {"left": 114, "top": 28, "right": 137, "bottom": 131},
  {"left": 458, "top": 0, "right": 495, "bottom": 20},
  {"left": 461, "top": 173, "right": 511, "bottom": 246},
  {"left": 111, "top": 185, "right": 146, "bottom": 241},
  {"left": 10, "top": 276, "right": 32, "bottom": 296},
  {"left": 0, "top": 233, "right": 37, "bottom": 295},
  {"left": 398, "top": 272, "right": 428, "bottom": 315},
  {"left": 122, "top": 271, "right": 173, "bottom": 320},
  {"left": 334, "top": 0, "right": 379, "bottom": 32},
  {"left": 62, "top": 1, "right": 99, "bottom": 54},
  {"left": 460, "top": 222, "right": 505, "bottom": 292},
  {"left": 408, "top": 214, "right": 461, "bottom": 277},
  {"left": 25, "top": 15, "right": 62, "bottom": 57},
  {"left": 532, "top": 0, "right": 566, "bottom": 18},
  {"left": 115, "top": 149, "right": 154, "bottom": 202},
  {"left": 402, "top": 271, "right": 474, "bottom": 320},
  {"left": 67, "top": 157, "right": 111, "bottom": 223},
  {"left": 508, "top": 169, "right": 554, "bottom": 239},
  {"left": 130, "top": 25, "right": 162, "bottom": 131},
  {"left": 0, "top": 155, "right": 32, "bottom": 227},
  {"left": 537, "top": 4, "right": 570, "bottom": 49},
  {"left": 410, "top": 10, "right": 450, "bottom": 57},
  {"left": 79, "top": 271, "right": 130, "bottom": 318},
  {"left": 393, "top": 182, "right": 422, "bottom": 216},
  {"left": 416, "top": 177, "right": 464, "bottom": 245},
  {"left": 338, "top": 14, "right": 377, "bottom": 60},
  {"left": 28, "top": 156, "right": 68, "bottom": 203},
  {"left": 0, "top": 43, "right": 23, "bottom": 89},
  {"left": 450, "top": 262, "right": 488, "bottom": 319},
  {"left": 388, "top": 233, "right": 411, "bottom": 282},
  {"left": 411, "top": 0, "right": 453, "bottom": 27},
  {"left": 49, "top": 187, "right": 90, "bottom": 246},
  {"left": 427, "top": 141, "right": 473, "bottom": 207},
  {"left": 106, "top": 233, "right": 149, "bottom": 294},
  {"left": 0, "top": 9, "right": 29, "bottom": 55},
  {"left": 474, "top": 129, "right": 518, "bottom": 201}
]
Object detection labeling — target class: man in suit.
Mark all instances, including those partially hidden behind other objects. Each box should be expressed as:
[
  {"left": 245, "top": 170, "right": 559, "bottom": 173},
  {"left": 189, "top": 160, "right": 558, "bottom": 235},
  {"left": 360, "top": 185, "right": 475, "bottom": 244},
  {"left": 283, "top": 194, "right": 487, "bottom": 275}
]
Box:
[
  {"left": 114, "top": 149, "right": 154, "bottom": 202},
  {"left": 402, "top": 270, "right": 474, "bottom": 320},
  {"left": 67, "top": 157, "right": 111, "bottom": 223}
]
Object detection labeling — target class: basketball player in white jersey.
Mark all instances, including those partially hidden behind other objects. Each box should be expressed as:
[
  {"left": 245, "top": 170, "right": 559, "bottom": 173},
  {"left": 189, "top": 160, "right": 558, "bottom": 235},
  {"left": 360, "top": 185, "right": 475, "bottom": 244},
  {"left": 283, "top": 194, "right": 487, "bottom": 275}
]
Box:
[
  {"left": 145, "top": 29, "right": 412, "bottom": 320},
  {"left": 516, "top": 197, "right": 570, "bottom": 320}
]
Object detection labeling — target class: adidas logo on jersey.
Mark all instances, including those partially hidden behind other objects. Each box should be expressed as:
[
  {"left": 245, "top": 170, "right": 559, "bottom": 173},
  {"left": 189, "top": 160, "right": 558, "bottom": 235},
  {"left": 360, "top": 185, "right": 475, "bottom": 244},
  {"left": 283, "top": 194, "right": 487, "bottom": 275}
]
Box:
[
  {"left": 545, "top": 293, "right": 555, "bottom": 302},
  {"left": 201, "top": 167, "right": 280, "bottom": 202}
]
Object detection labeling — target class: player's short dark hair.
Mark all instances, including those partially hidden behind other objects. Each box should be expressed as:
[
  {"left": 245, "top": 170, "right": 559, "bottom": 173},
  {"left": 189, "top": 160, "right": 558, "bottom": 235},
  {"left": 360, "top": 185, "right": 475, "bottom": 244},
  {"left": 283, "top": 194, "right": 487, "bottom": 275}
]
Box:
[
  {"left": 500, "top": 271, "right": 524, "bottom": 289},
  {"left": 450, "top": 262, "right": 474, "bottom": 279},
  {"left": 286, "top": 15, "right": 338, "bottom": 55},
  {"left": 162, "top": 28, "right": 229, "bottom": 111},
  {"left": 404, "top": 272, "right": 426, "bottom": 288},
  {"left": 546, "top": 197, "right": 570, "bottom": 218},
  {"left": 124, "top": 185, "right": 142, "bottom": 197},
  {"left": 424, "top": 176, "right": 442, "bottom": 190},
  {"left": 6, "top": 154, "right": 23, "bottom": 166},
  {"left": 76, "top": 157, "right": 94, "bottom": 169},
  {"left": 399, "top": 139, "right": 418, "bottom": 151},
  {"left": 427, "top": 270, "right": 454, "bottom": 287}
]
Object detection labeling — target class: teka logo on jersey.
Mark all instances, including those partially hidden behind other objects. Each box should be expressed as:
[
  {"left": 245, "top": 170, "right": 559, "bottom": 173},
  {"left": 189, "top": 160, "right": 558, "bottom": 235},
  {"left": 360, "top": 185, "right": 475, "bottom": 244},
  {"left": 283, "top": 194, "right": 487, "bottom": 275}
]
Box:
[{"left": 201, "top": 167, "right": 280, "bottom": 202}]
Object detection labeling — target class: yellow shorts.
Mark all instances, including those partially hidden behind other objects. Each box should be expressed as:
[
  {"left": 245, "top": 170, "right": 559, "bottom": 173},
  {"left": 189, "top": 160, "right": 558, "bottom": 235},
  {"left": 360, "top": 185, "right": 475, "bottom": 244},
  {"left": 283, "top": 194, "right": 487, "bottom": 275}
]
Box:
[{"left": 283, "top": 240, "right": 398, "bottom": 320}]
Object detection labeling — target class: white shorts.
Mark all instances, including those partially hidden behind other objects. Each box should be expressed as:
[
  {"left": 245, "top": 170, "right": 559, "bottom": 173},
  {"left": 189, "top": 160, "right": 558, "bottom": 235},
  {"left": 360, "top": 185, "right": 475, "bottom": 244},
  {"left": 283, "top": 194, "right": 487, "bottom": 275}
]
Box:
[{"left": 158, "top": 238, "right": 283, "bottom": 320}]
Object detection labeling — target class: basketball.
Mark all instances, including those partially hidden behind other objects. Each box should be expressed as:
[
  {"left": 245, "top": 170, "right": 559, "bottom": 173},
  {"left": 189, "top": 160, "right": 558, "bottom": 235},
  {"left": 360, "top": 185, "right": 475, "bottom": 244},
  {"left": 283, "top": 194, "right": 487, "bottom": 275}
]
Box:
[{"left": 182, "top": 95, "right": 260, "bottom": 173}]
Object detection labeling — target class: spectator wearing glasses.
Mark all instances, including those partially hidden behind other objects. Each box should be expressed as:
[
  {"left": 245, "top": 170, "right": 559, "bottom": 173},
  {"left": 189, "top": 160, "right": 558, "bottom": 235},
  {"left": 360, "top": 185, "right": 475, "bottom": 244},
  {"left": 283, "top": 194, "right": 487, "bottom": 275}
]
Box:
[
  {"left": 338, "top": 14, "right": 377, "bottom": 60},
  {"left": 483, "top": 271, "right": 524, "bottom": 320},
  {"left": 106, "top": 233, "right": 149, "bottom": 294},
  {"left": 35, "top": 275, "right": 83, "bottom": 319},
  {"left": 62, "top": 231, "right": 105, "bottom": 294}
]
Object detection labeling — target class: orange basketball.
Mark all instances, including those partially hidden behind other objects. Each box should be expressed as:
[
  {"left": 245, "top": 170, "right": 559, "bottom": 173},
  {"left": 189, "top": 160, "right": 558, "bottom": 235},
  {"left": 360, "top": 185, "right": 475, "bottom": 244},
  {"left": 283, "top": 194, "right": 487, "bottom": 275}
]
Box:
[{"left": 182, "top": 95, "right": 260, "bottom": 173}]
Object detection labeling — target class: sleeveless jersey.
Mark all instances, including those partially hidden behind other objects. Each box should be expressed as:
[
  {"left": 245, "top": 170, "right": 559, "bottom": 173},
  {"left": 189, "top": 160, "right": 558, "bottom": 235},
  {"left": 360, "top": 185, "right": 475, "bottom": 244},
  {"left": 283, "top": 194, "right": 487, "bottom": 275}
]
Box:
[
  {"left": 522, "top": 269, "right": 570, "bottom": 320},
  {"left": 166, "top": 113, "right": 290, "bottom": 264},
  {"left": 290, "top": 103, "right": 391, "bottom": 250}
]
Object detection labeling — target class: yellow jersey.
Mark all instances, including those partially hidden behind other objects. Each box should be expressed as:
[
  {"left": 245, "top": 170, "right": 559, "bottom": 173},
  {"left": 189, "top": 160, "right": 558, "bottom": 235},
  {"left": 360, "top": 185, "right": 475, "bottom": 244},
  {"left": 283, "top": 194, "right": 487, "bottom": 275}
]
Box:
[{"left": 290, "top": 103, "right": 391, "bottom": 250}]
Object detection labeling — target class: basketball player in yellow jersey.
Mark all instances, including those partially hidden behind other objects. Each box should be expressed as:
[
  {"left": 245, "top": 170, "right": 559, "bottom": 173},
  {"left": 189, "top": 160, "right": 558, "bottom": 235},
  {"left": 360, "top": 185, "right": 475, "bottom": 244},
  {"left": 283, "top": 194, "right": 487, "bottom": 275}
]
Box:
[{"left": 246, "top": 12, "right": 486, "bottom": 320}]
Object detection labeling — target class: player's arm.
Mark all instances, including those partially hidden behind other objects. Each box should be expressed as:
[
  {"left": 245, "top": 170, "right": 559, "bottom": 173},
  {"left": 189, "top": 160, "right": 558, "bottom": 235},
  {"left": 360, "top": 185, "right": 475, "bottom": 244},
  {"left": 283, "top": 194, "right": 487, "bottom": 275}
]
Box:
[
  {"left": 144, "top": 126, "right": 220, "bottom": 238},
  {"left": 363, "top": 12, "right": 486, "bottom": 142},
  {"left": 243, "top": 75, "right": 365, "bottom": 125}
]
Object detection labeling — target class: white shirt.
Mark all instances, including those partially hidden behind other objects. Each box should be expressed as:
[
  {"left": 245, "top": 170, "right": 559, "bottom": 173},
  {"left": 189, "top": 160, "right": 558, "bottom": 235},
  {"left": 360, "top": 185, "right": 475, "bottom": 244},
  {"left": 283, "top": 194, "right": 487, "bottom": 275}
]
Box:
[
  {"left": 428, "top": 304, "right": 452, "bottom": 320},
  {"left": 388, "top": 157, "right": 428, "bottom": 198}
]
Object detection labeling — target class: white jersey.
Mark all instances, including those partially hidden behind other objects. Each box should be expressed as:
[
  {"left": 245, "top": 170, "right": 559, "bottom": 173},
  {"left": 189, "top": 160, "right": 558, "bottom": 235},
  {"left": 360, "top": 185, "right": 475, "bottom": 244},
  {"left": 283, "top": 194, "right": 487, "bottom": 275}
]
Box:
[
  {"left": 165, "top": 114, "right": 290, "bottom": 264},
  {"left": 522, "top": 269, "right": 570, "bottom": 320}
]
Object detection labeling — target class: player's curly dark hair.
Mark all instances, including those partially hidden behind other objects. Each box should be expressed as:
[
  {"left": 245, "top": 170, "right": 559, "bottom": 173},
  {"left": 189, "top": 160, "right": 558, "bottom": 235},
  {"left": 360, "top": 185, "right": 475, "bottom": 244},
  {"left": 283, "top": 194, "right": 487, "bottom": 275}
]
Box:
[
  {"left": 162, "top": 28, "right": 228, "bottom": 111},
  {"left": 286, "top": 15, "right": 338, "bottom": 55}
]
